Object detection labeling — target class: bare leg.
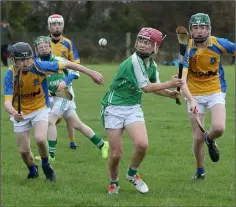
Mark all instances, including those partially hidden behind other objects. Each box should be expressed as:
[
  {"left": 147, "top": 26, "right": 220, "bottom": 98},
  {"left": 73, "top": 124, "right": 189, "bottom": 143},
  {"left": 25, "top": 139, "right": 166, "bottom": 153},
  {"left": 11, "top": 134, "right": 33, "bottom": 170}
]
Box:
[
  {"left": 66, "top": 112, "right": 95, "bottom": 138},
  {"left": 189, "top": 113, "right": 205, "bottom": 169},
  {"left": 33, "top": 120, "right": 49, "bottom": 158},
  {"left": 208, "top": 104, "right": 226, "bottom": 140},
  {"left": 125, "top": 121, "right": 148, "bottom": 169},
  {"left": 16, "top": 130, "right": 34, "bottom": 166}
]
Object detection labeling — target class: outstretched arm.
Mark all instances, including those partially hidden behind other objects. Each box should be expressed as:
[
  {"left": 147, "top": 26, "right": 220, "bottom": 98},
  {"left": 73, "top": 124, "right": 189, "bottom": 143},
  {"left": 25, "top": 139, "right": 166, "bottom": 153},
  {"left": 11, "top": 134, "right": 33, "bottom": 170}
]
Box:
[
  {"left": 142, "top": 75, "right": 183, "bottom": 93},
  {"left": 63, "top": 61, "right": 104, "bottom": 85}
]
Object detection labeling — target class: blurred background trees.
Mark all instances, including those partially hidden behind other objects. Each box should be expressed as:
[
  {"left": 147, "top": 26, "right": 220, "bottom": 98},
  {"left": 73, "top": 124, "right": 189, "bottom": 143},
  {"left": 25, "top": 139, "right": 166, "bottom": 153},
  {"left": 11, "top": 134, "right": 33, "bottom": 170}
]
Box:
[{"left": 1, "top": 1, "right": 235, "bottom": 63}]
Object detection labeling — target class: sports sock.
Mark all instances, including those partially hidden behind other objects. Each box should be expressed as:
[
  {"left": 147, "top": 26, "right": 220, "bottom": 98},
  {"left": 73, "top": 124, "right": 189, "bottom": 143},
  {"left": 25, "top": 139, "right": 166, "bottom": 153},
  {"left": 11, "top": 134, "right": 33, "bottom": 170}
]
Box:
[
  {"left": 90, "top": 134, "right": 104, "bottom": 149},
  {"left": 48, "top": 140, "right": 57, "bottom": 158},
  {"left": 128, "top": 167, "right": 137, "bottom": 177},
  {"left": 197, "top": 168, "right": 205, "bottom": 174},
  {"left": 28, "top": 164, "right": 37, "bottom": 174},
  {"left": 69, "top": 137, "right": 75, "bottom": 143},
  {"left": 110, "top": 179, "right": 119, "bottom": 187},
  {"left": 41, "top": 157, "right": 49, "bottom": 167}
]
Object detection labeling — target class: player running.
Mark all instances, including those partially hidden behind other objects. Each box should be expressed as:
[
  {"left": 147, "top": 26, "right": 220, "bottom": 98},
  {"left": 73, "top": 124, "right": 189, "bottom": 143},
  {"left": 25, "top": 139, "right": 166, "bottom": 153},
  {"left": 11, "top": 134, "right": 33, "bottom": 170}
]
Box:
[
  {"left": 48, "top": 14, "right": 80, "bottom": 149},
  {"left": 180, "top": 13, "right": 235, "bottom": 180},
  {"left": 33, "top": 36, "right": 109, "bottom": 161},
  {"left": 4, "top": 41, "right": 104, "bottom": 181}
]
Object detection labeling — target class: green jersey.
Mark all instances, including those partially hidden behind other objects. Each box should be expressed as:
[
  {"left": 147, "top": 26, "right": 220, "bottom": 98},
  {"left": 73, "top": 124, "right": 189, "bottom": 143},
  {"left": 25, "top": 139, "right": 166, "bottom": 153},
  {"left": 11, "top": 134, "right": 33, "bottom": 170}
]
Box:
[
  {"left": 37, "top": 55, "right": 80, "bottom": 100},
  {"left": 101, "top": 52, "right": 160, "bottom": 106}
]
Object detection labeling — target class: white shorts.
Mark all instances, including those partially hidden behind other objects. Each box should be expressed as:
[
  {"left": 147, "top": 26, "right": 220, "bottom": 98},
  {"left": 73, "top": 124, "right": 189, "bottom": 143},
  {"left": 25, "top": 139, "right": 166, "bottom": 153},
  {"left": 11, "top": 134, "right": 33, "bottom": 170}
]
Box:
[
  {"left": 10, "top": 108, "right": 49, "bottom": 133},
  {"left": 49, "top": 97, "right": 54, "bottom": 103},
  {"left": 102, "top": 104, "right": 145, "bottom": 129},
  {"left": 50, "top": 97, "right": 76, "bottom": 118},
  {"left": 186, "top": 92, "right": 226, "bottom": 114}
]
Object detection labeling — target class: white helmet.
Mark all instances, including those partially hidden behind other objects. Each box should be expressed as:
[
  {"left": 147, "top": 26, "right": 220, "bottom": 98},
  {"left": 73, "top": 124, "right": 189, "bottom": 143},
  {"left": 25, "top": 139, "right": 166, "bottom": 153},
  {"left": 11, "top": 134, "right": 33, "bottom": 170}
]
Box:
[
  {"left": 48, "top": 14, "right": 64, "bottom": 27},
  {"left": 48, "top": 14, "right": 64, "bottom": 36}
]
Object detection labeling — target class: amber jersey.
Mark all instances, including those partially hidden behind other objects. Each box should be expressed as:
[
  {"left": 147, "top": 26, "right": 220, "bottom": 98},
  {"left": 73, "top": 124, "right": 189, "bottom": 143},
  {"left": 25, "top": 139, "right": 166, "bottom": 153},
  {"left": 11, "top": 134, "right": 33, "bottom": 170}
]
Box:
[
  {"left": 4, "top": 60, "right": 64, "bottom": 115},
  {"left": 50, "top": 35, "right": 80, "bottom": 64},
  {"left": 183, "top": 36, "right": 235, "bottom": 95}
]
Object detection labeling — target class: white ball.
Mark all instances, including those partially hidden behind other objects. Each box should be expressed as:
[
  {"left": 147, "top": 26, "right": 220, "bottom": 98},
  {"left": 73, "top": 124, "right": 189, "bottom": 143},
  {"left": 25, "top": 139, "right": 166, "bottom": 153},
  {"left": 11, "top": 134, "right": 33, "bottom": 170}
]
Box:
[{"left": 98, "top": 38, "right": 107, "bottom": 46}]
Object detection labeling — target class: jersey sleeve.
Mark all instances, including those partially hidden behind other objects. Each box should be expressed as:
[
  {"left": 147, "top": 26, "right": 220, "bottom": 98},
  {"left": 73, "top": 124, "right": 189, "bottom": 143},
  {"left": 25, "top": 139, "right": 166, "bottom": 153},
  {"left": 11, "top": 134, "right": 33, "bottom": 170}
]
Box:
[
  {"left": 131, "top": 53, "right": 150, "bottom": 88},
  {"left": 68, "top": 41, "right": 80, "bottom": 64},
  {"left": 4, "top": 69, "right": 14, "bottom": 101},
  {"left": 68, "top": 69, "right": 80, "bottom": 78},
  {"left": 183, "top": 45, "right": 190, "bottom": 72},
  {"left": 216, "top": 38, "right": 235, "bottom": 54},
  {"left": 34, "top": 60, "right": 64, "bottom": 74}
]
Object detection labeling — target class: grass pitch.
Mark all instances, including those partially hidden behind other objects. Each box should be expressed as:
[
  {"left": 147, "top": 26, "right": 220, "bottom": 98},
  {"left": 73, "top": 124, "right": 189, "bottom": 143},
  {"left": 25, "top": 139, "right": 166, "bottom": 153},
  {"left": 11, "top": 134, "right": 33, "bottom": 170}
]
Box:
[{"left": 1, "top": 64, "right": 235, "bottom": 207}]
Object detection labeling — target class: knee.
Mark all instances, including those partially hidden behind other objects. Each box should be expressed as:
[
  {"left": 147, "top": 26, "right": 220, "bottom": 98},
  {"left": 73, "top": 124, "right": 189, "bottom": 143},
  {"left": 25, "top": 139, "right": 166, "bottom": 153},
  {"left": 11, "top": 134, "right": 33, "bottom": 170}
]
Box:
[
  {"left": 20, "top": 151, "right": 31, "bottom": 159},
  {"left": 48, "top": 115, "right": 59, "bottom": 127},
  {"left": 35, "top": 138, "right": 47, "bottom": 146},
  {"left": 135, "top": 142, "right": 148, "bottom": 152},
  {"left": 110, "top": 148, "right": 123, "bottom": 160},
  {"left": 213, "top": 124, "right": 225, "bottom": 136},
  {"left": 193, "top": 133, "right": 205, "bottom": 145}
]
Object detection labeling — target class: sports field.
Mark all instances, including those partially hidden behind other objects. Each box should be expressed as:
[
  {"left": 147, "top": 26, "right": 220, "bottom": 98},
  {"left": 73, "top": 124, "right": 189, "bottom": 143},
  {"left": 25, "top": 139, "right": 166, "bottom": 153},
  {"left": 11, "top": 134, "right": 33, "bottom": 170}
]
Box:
[{"left": 1, "top": 64, "right": 235, "bottom": 207}]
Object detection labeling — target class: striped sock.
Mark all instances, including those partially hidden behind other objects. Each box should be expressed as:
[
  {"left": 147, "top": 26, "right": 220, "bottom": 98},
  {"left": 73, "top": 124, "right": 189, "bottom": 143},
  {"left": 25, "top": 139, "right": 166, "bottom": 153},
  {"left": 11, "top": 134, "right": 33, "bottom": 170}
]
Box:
[
  {"left": 90, "top": 134, "right": 104, "bottom": 149},
  {"left": 48, "top": 140, "right": 57, "bottom": 158},
  {"left": 110, "top": 179, "right": 119, "bottom": 187}
]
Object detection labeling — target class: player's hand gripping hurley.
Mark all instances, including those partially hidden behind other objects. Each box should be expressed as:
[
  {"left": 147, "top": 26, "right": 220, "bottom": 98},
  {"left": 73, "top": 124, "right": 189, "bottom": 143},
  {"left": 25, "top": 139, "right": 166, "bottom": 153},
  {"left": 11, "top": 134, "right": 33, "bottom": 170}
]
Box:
[{"left": 175, "top": 26, "right": 189, "bottom": 105}]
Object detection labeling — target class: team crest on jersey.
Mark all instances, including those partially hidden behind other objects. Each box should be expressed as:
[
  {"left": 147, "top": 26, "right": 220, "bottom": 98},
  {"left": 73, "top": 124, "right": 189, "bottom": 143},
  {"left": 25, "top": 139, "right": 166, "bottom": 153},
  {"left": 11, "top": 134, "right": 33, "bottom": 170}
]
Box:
[
  {"left": 33, "top": 78, "right": 40, "bottom": 86},
  {"left": 210, "top": 57, "right": 216, "bottom": 64}
]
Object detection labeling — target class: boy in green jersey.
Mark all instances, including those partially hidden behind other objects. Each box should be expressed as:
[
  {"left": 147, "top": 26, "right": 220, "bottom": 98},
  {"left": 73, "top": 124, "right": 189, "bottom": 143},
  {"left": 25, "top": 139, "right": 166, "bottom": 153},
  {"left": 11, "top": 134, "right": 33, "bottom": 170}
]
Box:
[
  {"left": 33, "top": 36, "right": 109, "bottom": 161},
  {"left": 101, "top": 28, "right": 184, "bottom": 194}
]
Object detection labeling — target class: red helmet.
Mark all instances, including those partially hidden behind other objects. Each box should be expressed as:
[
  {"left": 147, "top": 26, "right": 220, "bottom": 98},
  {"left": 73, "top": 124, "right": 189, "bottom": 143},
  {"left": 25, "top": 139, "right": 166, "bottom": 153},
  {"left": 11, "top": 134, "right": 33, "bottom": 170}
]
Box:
[{"left": 137, "top": 27, "right": 163, "bottom": 46}]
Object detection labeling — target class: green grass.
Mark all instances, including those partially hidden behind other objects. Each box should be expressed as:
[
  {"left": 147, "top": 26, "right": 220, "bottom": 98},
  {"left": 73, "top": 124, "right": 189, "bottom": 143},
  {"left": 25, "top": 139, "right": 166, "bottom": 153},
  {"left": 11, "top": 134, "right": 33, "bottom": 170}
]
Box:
[{"left": 1, "top": 64, "right": 235, "bottom": 207}]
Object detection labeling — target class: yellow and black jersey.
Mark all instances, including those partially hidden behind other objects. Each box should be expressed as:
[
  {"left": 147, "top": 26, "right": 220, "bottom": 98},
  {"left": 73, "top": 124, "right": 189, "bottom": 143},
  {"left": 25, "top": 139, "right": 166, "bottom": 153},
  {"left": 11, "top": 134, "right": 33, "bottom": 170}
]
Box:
[
  {"left": 4, "top": 60, "right": 64, "bottom": 115},
  {"left": 183, "top": 36, "right": 235, "bottom": 95},
  {"left": 51, "top": 35, "right": 80, "bottom": 64}
]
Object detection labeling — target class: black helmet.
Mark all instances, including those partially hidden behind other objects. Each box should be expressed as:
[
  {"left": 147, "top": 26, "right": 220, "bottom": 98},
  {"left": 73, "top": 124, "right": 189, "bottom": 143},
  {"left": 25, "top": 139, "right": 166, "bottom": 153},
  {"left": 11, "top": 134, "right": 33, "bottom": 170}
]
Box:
[{"left": 9, "top": 42, "right": 33, "bottom": 59}]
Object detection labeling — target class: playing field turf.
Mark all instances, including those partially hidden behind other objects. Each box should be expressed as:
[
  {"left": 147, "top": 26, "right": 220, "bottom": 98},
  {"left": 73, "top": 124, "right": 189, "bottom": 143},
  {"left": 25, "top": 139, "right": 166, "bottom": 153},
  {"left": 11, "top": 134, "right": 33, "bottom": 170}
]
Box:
[{"left": 1, "top": 64, "right": 235, "bottom": 207}]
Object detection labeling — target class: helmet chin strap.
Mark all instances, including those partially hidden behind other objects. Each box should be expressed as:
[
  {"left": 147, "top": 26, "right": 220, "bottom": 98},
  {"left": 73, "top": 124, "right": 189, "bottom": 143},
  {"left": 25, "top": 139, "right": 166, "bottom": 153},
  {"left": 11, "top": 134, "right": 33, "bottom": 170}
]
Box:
[
  {"left": 194, "top": 36, "right": 209, "bottom": 43},
  {"left": 136, "top": 50, "right": 152, "bottom": 59},
  {"left": 52, "top": 33, "right": 61, "bottom": 37},
  {"left": 39, "top": 53, "right": 51, "bottom": 61}
]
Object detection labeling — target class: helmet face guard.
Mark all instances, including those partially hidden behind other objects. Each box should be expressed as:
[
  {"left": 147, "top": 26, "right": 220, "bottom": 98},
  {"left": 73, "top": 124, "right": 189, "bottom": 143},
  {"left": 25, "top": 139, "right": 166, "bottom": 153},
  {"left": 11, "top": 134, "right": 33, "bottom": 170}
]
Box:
[
  {"left": 135, "top": 27, "right": 165, "bottom": 58},
  {"left": 34, "top": 36, "right": 51, "bottom": 59},
  {"left": 48, "top": 14, "right": 64, "bottom": 36},
  {"left": 189, "top": 13, "right": 211, "bottom": 43}
]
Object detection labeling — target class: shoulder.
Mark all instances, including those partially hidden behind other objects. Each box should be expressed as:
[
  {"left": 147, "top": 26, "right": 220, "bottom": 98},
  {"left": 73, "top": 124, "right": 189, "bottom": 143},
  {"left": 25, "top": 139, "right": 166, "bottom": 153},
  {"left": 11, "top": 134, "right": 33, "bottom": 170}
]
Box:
[
  {"left": 61, "top": 36, "right": 73, "bottom": 44},
  {"left": 131, "top": 52, "right": 144, "bottom": 66},
  {"left": 4, "top": 66, "right": 14, "bottom": 79},
  {"left": 212, "top": 36, "right": 233, "bottom": 47}
]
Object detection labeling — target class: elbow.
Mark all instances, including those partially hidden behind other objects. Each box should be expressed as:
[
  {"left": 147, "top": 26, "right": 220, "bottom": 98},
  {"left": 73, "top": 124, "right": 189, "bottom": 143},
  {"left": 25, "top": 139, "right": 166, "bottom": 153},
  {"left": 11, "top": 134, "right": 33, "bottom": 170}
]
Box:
[{"left": 142, "top": 86, "right": 151, "bottom": 93}]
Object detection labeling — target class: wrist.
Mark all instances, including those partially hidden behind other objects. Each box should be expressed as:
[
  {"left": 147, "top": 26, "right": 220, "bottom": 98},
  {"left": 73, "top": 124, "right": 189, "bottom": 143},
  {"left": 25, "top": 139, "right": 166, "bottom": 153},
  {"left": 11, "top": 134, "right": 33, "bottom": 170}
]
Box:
[
  {"left": 10, "top": 110, "right": 18, "bottom": 116},
  {"left": 165, "top": 81, "right": 172, "bottom": 88}
]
